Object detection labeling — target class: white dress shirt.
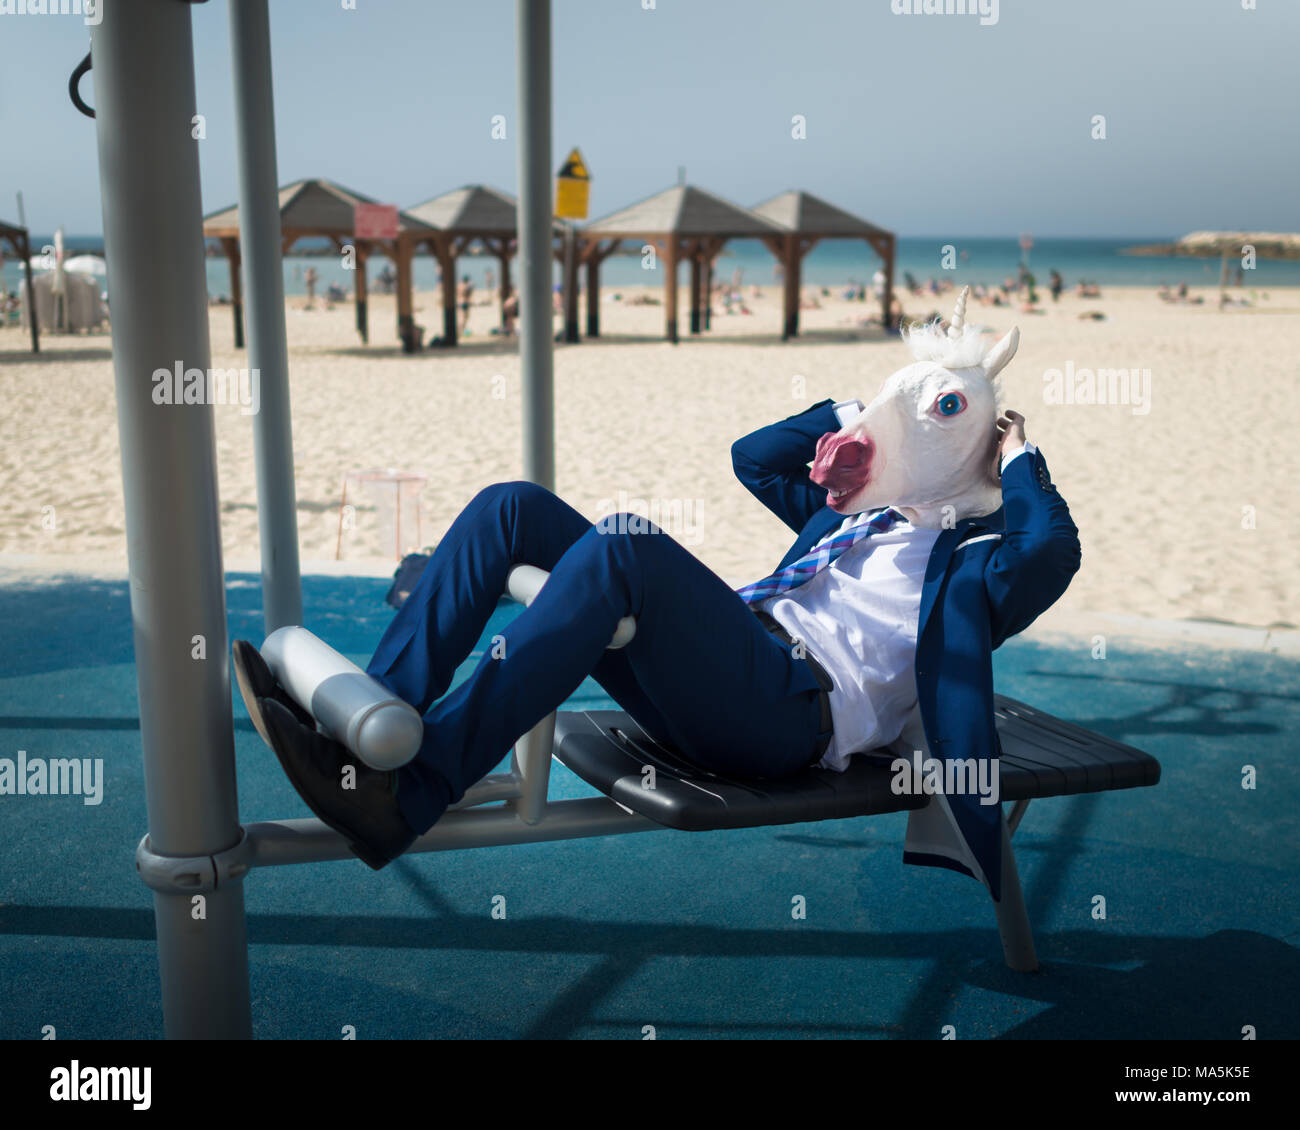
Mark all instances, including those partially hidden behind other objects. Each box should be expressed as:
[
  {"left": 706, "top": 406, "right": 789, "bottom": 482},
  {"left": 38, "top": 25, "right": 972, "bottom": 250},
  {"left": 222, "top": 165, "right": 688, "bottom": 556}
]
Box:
[{"left": 759, "top": 400, "right": 1035, "bottom": 771}]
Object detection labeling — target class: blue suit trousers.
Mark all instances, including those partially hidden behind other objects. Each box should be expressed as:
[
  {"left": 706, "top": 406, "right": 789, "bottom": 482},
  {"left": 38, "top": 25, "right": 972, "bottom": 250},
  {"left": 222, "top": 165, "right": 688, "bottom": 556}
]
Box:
[{"left": 365, "top": 481, "right": 826, "bottom": 835}]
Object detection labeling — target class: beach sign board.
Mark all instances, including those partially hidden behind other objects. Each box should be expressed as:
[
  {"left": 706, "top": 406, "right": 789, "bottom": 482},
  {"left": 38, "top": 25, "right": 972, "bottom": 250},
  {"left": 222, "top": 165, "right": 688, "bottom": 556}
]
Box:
[
  {"left": 555, "top": 148, "right": 590, "bottom": 220},
  {"left": 354, "top": 203, "right": 399, "bottom": 240}
]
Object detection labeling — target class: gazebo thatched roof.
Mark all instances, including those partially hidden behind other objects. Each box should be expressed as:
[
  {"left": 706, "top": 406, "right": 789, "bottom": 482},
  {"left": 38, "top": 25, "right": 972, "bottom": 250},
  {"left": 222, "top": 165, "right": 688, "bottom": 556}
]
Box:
[
  {"left": 750, "top": 190, "right": 893, "bottom": 241},
  {"left": 406, "top": 185, "right": 519, "bottom": 236},
  {"left": 0, "top": 218, "right": 29, "bottom": 243},
  {"left": 203, "top": 178, "right": 436, "bottom": 240},
  {"left": 584, "top": 184, "right": 784, "bottom": 238}
]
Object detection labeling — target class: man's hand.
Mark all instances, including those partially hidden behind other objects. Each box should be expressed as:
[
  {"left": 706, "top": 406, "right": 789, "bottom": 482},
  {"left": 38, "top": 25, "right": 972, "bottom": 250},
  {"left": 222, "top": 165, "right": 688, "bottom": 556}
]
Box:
[{"left": 996, "top": 410, "right": 1028, "bottom": 459}]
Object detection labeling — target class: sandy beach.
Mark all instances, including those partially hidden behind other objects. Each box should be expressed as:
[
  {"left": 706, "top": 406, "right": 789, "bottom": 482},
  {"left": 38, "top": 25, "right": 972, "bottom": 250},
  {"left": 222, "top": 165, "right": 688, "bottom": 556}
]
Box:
[{"left": 1, "top": 283, "right": 1297, "bottom": 631}]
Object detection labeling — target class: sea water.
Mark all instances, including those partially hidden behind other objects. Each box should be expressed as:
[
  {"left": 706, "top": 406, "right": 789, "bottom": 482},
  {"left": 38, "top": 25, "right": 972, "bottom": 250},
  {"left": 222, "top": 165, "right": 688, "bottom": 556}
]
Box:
[{"left": 6, "top": 235, "right": 1300, "bottom": 303}]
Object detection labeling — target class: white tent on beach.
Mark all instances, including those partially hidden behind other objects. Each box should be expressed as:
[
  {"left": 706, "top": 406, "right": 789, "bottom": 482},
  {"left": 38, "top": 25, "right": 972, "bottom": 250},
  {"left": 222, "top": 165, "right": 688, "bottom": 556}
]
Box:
[{"left": 22, "top": 267, "right": 105, "bottom": 333}]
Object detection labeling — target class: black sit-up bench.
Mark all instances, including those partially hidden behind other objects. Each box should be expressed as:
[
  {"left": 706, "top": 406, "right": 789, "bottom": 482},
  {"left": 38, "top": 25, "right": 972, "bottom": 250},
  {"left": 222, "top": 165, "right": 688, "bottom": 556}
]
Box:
[{"left": 553, "top": 695, "right": 1161, "bottom": 972}]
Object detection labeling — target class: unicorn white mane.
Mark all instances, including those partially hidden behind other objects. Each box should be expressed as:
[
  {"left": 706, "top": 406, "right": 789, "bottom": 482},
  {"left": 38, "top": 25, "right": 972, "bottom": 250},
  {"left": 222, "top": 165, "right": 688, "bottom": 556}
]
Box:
[{"left": 902, "top": 286, "right": 1004, "bottom": 374}]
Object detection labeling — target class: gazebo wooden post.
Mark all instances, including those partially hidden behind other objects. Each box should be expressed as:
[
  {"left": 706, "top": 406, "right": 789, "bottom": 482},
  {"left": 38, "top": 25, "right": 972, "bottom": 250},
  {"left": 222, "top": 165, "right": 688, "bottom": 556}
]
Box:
[
  {"left": 499, "top": 248, "right": 512, "bottom": 331},
  {"left": 703, "top": 236, "right": 724, "bottom": 331},
  {"left": 761, "top": 233, "right": 793, "bottom": 340},
  {"left": 771, "top": 233, "right": 798, "bottom": 340},
  {"left": 703, "top": 243, "right": 716, "bottom": 331},
  {"left": 792, "top": 236, "right": 804, "bottom": 339},
  {"left": 436, "top": 235, "right": 457, "bottom": 347},
  {"left": 485, "top": 236, "right": 513, "bottom": 332},
  {"left": 583, "top": 239, "right": 599, "bottom": 338},
  {"left": 354, "top": 241, "right": 369, "bottom": 344},
  {"left": 880, "top": 233, "right": 895, "bottom": 329},
  {"left": 564, "top": 230, "right": 580, "bottom": 343},
  {"left": 395, "top": 233, "right": 416, "bottom": 352},
  {"left": 688, "top": 240, "right": 702, "bottom": 335},
  {"left": 222, "top": 237, "right": 244, "bottom": 348},
  {"left": 19, "top": 231, "right": 39, "bottom": 354},
  {"left": 664, "top": 237, "right": 679, "bottom": 343},
  {"left": 798, "top": 237, "right": 819, "bottom": 337}
]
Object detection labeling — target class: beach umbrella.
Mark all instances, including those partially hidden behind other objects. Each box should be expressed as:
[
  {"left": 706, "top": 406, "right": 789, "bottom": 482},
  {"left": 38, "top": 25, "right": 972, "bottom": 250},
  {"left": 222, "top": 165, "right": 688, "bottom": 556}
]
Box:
[
  {"left": 1123, "top": 231, "right": 1300, "bottom": 296},
  {"left": 64, "top": 253, "right": 108, "bottom": 276},
  {"left": 51, "top": 226, "right": 69, "bottom": 331}
]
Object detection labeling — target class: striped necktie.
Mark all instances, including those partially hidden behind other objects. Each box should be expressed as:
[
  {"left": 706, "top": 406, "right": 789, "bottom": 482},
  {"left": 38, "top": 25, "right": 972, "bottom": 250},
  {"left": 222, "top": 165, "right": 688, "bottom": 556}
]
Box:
[{"left": 737, "top": 507, "right": 904, "bottom": 605}]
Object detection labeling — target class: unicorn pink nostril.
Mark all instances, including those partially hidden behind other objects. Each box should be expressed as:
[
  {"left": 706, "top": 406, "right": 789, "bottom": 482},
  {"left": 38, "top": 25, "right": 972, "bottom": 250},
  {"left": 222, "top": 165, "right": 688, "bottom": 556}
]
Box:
[{"left": 810, "top": 435, "right": 873, "bottom": 489}]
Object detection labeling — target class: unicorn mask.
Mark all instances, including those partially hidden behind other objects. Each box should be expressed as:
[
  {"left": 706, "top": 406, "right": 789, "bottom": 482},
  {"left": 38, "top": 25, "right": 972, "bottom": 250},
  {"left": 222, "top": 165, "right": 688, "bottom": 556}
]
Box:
[{"left": 810, "top": 286, "right": 1020, "bottom": 529}]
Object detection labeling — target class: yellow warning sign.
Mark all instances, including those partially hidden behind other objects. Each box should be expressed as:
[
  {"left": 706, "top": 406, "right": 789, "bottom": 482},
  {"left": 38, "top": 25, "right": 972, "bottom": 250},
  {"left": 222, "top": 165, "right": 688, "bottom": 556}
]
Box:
[{"left": 555, "top": 147, "right": 590, "bottom": 220}]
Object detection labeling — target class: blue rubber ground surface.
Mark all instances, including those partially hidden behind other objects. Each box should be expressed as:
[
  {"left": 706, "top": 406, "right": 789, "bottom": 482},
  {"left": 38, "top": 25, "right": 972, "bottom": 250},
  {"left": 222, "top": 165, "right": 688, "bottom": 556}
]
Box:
[{"left": 1, "top": 569, "right": 1296, "bottom": 1040}]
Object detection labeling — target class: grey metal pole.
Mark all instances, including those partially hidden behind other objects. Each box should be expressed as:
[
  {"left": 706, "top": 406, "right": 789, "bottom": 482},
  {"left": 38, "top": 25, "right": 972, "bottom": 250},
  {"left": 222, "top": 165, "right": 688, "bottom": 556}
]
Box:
[
  {"left": 516, "top": 0, "right": 555, "bottom": 490},
  {"left": 90, "top": 0, "right": 253, "bottom": 1038},
  {"left": 230, "top": 0, "right": 303, "bottom": 632}
]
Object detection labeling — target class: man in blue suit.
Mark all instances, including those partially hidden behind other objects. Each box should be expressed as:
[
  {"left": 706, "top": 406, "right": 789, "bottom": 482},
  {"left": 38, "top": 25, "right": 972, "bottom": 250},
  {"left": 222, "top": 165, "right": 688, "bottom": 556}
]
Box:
[{"left": 238, "top": 314, "right": 1079, "bottom": 897}]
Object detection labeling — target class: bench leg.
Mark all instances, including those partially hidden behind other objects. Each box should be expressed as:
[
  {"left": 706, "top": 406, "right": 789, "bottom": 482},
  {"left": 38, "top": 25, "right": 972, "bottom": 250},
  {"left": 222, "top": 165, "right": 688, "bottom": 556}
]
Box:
[
  {"left": 513, "top": 709, "right": 557, "bottom": 826},
  {"left": 994, "top": 810, "right": 1039, "bottom": 972}
]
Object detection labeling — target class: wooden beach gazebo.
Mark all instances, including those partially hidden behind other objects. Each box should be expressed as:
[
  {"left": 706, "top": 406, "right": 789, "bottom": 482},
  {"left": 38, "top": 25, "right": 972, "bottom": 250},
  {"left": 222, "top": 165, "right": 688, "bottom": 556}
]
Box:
[
  {"left": 203, "top": 178, "right": 437, "bottom": 352},
  {"left": 579, "top": 184, "right": 786, "bottom": 343},
  {"left": 751, "top": 190, "right": 896, "bottom": 339},
  {"left": 406, "top": 184, "right": 519, "bottom": 347},
  {"left": 0, "top": 219, "right": 40, "bottom": 353}
]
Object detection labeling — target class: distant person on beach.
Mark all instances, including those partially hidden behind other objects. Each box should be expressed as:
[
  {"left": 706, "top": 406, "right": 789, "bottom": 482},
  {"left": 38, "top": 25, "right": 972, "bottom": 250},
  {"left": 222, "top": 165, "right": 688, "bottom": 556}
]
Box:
[
  {"left": 1049, "top": 270, "right": 1063, "bottom": 303},
  {"left": 303, "top": 266, "right": 319, "bottom": 309},
  {"left": 234, "top": 290, "right": 1079, "bottom": 897},
  {"left": 458, "top": 275, "right": 474, "bottom": 332},
  {"left": 1021, "top": 271, "right": 1038, "bottom": 310}
]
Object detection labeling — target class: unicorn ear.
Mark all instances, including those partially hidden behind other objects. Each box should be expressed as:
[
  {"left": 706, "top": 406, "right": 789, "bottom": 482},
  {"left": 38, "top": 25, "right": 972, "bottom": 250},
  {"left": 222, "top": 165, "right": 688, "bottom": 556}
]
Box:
[{"left": 981, "top": 326, "right": 1020, "bottom": 378}]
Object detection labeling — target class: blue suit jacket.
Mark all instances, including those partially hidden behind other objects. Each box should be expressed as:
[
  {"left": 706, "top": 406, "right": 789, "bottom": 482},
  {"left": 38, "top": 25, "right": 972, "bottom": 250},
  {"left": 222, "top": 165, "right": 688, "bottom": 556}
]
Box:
[{"left": 732, "top": 399, "right": 1081, "bottom": 899}]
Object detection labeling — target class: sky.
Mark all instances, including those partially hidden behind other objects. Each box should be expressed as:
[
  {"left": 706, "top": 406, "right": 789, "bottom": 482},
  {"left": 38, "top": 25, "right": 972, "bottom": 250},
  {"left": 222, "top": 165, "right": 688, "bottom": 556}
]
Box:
[{"left": 1, "top": 0, "right": 1297, "bottom": 239}]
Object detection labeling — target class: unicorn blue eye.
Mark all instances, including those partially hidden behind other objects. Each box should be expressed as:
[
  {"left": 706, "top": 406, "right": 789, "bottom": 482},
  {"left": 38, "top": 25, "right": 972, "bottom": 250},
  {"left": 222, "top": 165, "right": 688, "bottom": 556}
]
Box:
[{"left": 936, "top": 392, "right": 965, "bottom": 417}]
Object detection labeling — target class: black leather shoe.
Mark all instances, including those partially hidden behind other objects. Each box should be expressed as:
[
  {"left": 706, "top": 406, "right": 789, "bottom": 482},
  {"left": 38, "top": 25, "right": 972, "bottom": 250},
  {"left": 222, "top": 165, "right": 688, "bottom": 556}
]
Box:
[
  {"left": 233, "top": 639, "right": 314, "bottom": 747},
  {"left": 260, "top": 698, "right": 418, "bottom": 870}
]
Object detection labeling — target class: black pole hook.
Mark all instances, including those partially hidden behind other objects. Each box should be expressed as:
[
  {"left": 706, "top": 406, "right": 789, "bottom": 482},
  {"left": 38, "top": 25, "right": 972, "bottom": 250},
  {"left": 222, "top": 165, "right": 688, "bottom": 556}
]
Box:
[{"left": 69, "top": 51, "right": 94, "bottom": 119}]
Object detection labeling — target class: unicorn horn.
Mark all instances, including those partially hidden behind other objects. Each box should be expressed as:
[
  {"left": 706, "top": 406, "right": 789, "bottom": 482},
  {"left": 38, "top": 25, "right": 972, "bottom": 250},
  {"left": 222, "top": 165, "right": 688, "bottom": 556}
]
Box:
[{"left": 947, "top": 285, "right": 970, "bottom": 338}]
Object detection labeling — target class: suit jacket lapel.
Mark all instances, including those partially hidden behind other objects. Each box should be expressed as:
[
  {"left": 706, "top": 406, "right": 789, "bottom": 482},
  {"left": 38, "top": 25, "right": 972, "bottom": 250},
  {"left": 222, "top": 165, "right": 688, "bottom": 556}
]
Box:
[{"left": 916, "top": 507, "right": 1004, "bottom": 641}]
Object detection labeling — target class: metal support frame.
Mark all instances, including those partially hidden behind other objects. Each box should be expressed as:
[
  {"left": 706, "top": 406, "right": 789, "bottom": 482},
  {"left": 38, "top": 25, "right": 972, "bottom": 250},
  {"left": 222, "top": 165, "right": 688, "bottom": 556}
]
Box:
[
  {"left": 91, "top": 0, "right": 252, "bottom": 1039},
  {"left": 516, "top": 0, "right": 555, "bottom": 489},
  {"left": 994, "top": 802, "right": 1038, "bottom": 972},
  {"left": 229, "top": 0, "right": 303, "bottom": 633},
  {"left": 1007, "top": 797, "right": 1031, "bottom": 835}
]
